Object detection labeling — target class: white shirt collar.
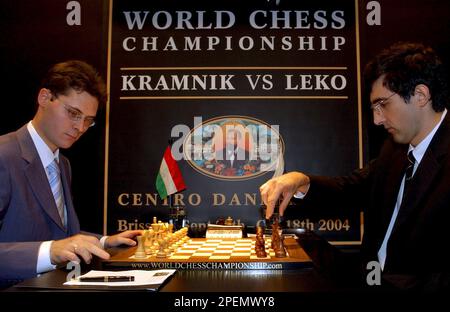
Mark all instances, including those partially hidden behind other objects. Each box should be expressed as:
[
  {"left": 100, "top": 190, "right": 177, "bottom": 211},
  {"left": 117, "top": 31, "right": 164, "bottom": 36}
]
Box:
[
  {"left": 409, "top": 109, "right": 447, "bottom": 164},
  {"left": 27, "top": 121, "right": 59, "bottom": 168}
]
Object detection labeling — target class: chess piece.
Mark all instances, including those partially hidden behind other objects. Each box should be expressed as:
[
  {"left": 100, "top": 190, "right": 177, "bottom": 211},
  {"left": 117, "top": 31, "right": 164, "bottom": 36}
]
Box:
[
  {"left": 134, "top": 235, "right": 147, "bottom": 259},
  {"left": 152, "top": 216, "right": 158, "bottom": 227},
  {"left": 271, "top": 221, "right": 287, "bottom": 258},
  {"left": 151, "top": 221, "right": 160, "bottom": 232},
  {"left": 225, "top": 216, "right": 234, "bottom": 226},
  {"left": 144, "top": 229, "right": 155, "bottom": 255},
  {"left": 156, "top": 237, "right": 168, "bottom": 258},
  {"left": 271, "top": 221, "right": 279, "bottom": 249},
  {"left": 255, "top": 226, "right": 267, "bottom": 258},
  {"left": 152, "top": 222, "right": 162, "bottom": 242},
  {"left": 168, "top": 233, "right": 176, "bottom": 254},
  {"left": 274, "top": 236, "right": 287, "bottom": 258}
]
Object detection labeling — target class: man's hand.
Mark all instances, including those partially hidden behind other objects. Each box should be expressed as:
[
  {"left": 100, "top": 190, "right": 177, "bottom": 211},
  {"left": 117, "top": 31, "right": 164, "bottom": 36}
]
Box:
[
  {"left": 50, "top": 234, "right": 110, "bottom": 266},
  {"left": 104, "top": 230, "right": 143, "bottom": 249},
  {"left": 259, "top": 171, "right": 310, "bottom": 219}
]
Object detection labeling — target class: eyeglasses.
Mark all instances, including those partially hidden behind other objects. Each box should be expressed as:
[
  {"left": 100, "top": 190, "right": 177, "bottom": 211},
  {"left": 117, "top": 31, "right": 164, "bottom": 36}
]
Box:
[
  {"left": 370, "top": 92, "right": 396, "bottom": 116},
  {"left": 61, "top": 102, "right": 96, "bottom": 128}
]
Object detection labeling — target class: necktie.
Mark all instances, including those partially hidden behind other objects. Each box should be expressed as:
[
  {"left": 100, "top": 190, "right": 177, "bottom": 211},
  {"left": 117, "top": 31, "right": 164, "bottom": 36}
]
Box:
[
  {"left": 47, "top": 159, "right": 65, "bottom": 225},
  {"left": 402, "top": 151, "right": 416, "bottom": 202},
  {"left": 227, "top": 149, "right": 235, "bottom": 167}
]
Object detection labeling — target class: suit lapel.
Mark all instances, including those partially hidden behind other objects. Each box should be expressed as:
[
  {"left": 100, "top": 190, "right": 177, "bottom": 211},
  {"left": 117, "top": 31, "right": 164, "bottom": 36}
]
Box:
[
  {"left": 394, "top": 152, "right": 440, "bottom": 229},
  {"left": 17, "top": 126, "right": 66, "bottom": 230},
  {"left": 377, "top": 144, "right": 408, "bottom": 237},
  {"left": 59, "top": 157, "right": 80, "bottom": 233}
]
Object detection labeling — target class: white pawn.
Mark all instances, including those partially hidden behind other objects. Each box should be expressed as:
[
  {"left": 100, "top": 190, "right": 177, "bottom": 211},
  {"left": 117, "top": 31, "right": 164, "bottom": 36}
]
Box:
[{"left": 134, "top": 235, "right": 147, "bottom": 259}]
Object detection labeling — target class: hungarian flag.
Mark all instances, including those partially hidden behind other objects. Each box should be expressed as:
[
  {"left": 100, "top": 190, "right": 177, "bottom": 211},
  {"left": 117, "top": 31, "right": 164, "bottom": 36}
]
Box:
[{"left": 156, "top": 146, "right": 186, "bottom": 199}]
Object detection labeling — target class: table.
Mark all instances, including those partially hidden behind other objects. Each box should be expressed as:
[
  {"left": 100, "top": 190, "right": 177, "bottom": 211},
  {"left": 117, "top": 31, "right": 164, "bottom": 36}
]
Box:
[{"left": 2, "top": 231, "right": 381, "bottom": 310}]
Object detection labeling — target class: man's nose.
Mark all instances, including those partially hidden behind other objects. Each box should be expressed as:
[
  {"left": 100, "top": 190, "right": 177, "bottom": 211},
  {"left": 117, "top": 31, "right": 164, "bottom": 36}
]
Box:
[
  {"left": 73, "top": 118, "right": 87, "bottom": 133},
  {"left": 373, "top": 111, "right": 384, "bottom": 126}
]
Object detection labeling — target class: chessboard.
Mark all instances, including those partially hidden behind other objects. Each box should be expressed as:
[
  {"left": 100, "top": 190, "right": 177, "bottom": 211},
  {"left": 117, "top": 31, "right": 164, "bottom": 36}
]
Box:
[{"left": 102, "top": 237, "right": 312, "bottom": 271}]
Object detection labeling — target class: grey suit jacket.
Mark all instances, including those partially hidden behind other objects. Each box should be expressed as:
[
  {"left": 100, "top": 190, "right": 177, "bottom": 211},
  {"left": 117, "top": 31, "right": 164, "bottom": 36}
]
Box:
[{"left": 0, "top": 125, "right": 81, "bottom": 282}]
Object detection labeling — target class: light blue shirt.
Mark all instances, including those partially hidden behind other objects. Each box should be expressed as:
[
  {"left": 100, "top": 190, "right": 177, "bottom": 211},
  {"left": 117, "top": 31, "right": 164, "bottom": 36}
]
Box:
[
  {"left": 27, "top": 121, "right": 67, "bottom": 226},
  {"left": 27, "top": 121, "right": 108, "bottom": 274},
  {"left": 27, "top": 121, "right": 59, "bottom": 274}
]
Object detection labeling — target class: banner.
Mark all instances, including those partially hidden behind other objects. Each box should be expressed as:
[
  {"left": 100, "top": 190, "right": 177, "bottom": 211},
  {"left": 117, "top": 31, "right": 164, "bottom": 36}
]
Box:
[
  {"left": 3, "top": 0, "right": 449, "bottom": 242},
  {"left": 106, "top": 0, "right": 362, "bottom": 241}
]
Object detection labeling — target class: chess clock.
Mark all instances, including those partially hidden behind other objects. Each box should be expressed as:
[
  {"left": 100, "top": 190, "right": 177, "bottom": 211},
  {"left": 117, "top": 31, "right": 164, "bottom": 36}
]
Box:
[{"left": 205, "top": 224, "right": 244, "bottom": 239}]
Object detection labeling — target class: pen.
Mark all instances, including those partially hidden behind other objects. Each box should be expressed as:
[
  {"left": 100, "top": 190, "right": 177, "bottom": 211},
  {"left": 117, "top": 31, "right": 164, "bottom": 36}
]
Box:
[{"left": 78, "top": 276, "right": 135, "bottom": 282}]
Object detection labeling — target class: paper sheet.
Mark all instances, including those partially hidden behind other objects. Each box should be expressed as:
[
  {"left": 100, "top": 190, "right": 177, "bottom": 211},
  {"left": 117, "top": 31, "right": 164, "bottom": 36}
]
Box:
[{"left": 64, "top": 269, "right": 176, "bottom": 287}]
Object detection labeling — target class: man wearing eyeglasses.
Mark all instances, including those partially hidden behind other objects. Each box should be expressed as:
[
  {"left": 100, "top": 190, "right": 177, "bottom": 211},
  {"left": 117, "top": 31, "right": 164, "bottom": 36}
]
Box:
[
  {"left": 0, "top": 60, "right": 141, "bottom": 285},
  {"left": 260, "top": 42, "right": 450, "bottom": 291}
]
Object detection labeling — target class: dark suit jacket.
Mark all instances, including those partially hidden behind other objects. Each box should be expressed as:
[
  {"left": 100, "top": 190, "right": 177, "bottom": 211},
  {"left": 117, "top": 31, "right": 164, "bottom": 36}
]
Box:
[
  {"left": 303, "top": 114, "right": 450, "bottom": 291},
  {"left": 0, "top": 125, "right": 81, "bottom": 282},
  {"left": 215, "top": 146, "right": 250, "bottom": 169}
]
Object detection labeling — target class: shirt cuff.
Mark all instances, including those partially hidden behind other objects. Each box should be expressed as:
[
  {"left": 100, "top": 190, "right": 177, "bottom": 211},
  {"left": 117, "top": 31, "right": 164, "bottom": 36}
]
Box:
[
  {"left": 100, "top": 236, "right": 108, "bottom": 248},
  {"left": 36, "top": 241, "right": 56, "bottom": 274},
  {"left": 293, "top": 191, "right": 306, "bottom": 199}
]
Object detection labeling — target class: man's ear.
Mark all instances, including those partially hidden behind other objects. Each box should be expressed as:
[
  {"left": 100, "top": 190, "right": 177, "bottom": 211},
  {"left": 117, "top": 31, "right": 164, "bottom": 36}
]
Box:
[
  {"left": 414, "top": 84, "right": 431, "bottom": 107},
  {"left": 37, "top": 88, "right": 52, "bottom": 107}
]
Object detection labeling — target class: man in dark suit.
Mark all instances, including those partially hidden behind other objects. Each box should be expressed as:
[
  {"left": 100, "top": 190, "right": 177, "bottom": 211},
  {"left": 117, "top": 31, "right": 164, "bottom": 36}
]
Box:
[
  {"left": 213, "top": 127, "right": 261, "bottom": 176},
  {"left": 260, "top": 42, "right": 450, "bottom": 291},
  {"left": 0, "top": 60, "right": 141, "bottom": 285},
  {"left": 218, "top": 128, "right": 250, "bottom": 169}
]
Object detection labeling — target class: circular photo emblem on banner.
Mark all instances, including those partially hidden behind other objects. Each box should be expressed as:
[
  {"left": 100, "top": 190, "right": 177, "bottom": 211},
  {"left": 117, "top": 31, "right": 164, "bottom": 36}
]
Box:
[{"left": 183, "top": 116, "right": 284, "bottom": 180}]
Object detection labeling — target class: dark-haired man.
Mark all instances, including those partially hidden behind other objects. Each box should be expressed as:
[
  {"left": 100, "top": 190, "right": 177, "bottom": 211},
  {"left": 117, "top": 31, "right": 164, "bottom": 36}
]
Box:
[{"left": 260, "top": 42, "right": 450, "bottom": 291}]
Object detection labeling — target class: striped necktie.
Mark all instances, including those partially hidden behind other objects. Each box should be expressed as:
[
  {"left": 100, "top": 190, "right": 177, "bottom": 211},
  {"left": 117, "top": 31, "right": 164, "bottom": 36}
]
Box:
[{"left": 47, "top": 159, "right": 65, "bottom": 226}]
